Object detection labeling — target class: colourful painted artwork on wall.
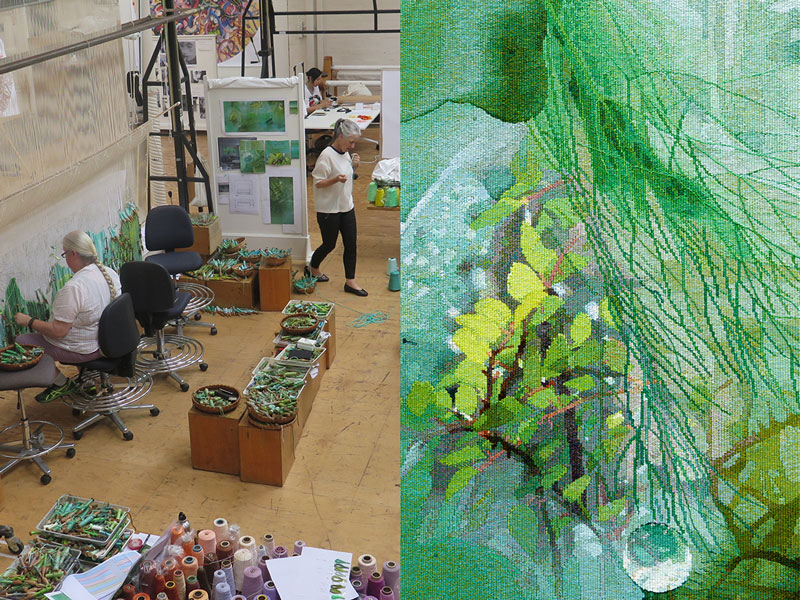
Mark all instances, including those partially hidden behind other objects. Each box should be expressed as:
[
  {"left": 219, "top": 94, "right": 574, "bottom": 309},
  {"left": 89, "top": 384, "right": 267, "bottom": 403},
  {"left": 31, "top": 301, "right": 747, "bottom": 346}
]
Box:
[
  {"left": 0, "top": 204, "right": 142, "bottom": 346},
  {"left": 402, "top": 1, "right": 800, "bottom": 598},
  {"left": 149, "top": 0, "right": 259, "bottom": 63}
]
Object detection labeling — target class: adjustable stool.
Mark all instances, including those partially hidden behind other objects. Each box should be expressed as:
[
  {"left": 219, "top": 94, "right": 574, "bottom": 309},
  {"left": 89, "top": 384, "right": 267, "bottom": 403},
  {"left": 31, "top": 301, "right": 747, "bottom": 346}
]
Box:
[{"left": 0, "top": 355, "right": 75, "bottom": 484}]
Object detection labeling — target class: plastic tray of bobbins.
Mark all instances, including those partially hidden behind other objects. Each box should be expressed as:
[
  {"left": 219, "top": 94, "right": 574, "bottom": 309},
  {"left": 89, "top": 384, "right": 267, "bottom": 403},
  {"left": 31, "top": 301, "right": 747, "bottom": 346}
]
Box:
[
  {"left": 0, "top": 543, "right": 81, "bottom": 600},
  {"left": 35, "top": 495, "right": 131, "bottom": 547}
]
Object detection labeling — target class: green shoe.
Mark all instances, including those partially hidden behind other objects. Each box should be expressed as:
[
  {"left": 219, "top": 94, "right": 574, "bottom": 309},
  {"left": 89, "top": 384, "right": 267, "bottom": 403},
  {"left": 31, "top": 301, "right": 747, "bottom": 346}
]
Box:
[{"left": 35, "top": 379, "right": 76, "bottom": 403}]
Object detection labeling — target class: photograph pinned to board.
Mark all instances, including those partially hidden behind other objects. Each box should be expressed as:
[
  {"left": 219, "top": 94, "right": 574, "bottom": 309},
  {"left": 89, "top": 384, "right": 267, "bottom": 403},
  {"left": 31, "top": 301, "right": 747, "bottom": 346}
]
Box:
[
  {"left": 265, "top": 141, "right": 292, "bottom": 166},
  {"left": 239, "top": 139, "right": 266, "bottom": 173},
  {"left": 217, "top": 173, "right": 229, "bottom": 205},
  {"left": 223, "top": 100, "right": 286, "bottom": 133},
  {"left": 290, "top": 140, "right": 300, "bottom": 160},
  {"left": 228, "top": 173, "right": 261, "bottom": 215},
  {"left": 262, "top": 167, "right": 300, "bottom": 228},
  {"left": 289, "top": 100, "right": 298, "bottom": 114},
  {"left": 218, "top": 136, "right": 256, "bottom": 171}
]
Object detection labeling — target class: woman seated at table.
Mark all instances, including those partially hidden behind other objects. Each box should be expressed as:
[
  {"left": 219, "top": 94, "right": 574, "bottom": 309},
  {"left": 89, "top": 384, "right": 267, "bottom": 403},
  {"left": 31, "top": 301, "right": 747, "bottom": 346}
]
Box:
[
  {"left": 305, "top": 67, "right": 333, "bottom": 115},
  {"left": 14, "top": 230, "right": 121, "bottom": 403}
]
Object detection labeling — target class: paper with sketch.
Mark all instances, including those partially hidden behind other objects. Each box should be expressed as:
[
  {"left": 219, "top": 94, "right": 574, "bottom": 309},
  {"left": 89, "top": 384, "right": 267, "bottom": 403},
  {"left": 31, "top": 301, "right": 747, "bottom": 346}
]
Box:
[
  {"left": 46, "top": 551, "right": 141, "bottom": 600},
  {"left": 228, "top": 172, "right": 261, "bottom": 215},
  {"left": 266, "top": 547, "right": 358, "bottom": 600}
]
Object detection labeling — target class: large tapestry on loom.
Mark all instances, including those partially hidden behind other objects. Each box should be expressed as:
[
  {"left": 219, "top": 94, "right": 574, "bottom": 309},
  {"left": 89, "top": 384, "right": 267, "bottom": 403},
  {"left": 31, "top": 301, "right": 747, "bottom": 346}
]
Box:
[{"left": 401, "top": 1, "right": 800, "bottom": 598}]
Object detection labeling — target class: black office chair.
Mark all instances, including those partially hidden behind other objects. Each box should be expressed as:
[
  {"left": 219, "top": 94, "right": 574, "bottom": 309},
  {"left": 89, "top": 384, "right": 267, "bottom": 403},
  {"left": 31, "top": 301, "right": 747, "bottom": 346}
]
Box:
[
  {"left": 121, "top": 261, "right": 208, "bottom": 392},
  {"left": 0, "top": 355, "right": 75, "bottom": 484},
  {"left": 63, "top": 293, "right": 158, "bottom": 441},
  {"left": 144, "top": 205, "right": 217, "bottom": 336}
]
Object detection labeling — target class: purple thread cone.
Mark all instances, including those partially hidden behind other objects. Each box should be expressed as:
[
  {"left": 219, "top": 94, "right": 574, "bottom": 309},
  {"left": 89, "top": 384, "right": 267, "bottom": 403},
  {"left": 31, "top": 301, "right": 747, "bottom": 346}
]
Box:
[
  {"left": 262, "top": 581, "right": 278, "bottom": 600},
  {"left": 349, "top": 566, "right": 363, "bottom": 581},
  {"left": 367, "top": 571, "right": 385, "bottom": 598},
  {"left": 213, "top": 569, "right": 227, "bottom": 590},
  {"left": 292, "top": 540, "right": 305, "bottom": 555},
  {"left": 380, "top": 586, "right": 395, "bottom": 600},
  {"left": 232, "top": 596, "right": 247, "bottom": 600},
  {"left": 222, "top": 562, "right": 235, "bottom": 595},
  {"left": 240, "top": 566, "right": 264, "bottom": 600},
  {"left": 257, "top": 555, "right": 270, "bottom": 581},
  {"left": 214, "top": 581, "right": 233, "bottom": 600},
  {"left": 364, "top": 597, "right": 378, "bottom": 600},
  {"left": 272, "top": 545, "right": 288, "bottom": 559},
  {"left": 382, "top": 560, "right": 400, "bottom": 598},
  {"left": 352, "top": 579, "right": 366, "bottom": 595}
]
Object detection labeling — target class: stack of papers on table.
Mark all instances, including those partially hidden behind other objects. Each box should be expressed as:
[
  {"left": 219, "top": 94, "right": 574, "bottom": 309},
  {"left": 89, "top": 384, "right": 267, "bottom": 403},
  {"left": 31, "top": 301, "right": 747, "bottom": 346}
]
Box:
[{"left": 265, "top": 547, "right": 358, "bottom": 600}]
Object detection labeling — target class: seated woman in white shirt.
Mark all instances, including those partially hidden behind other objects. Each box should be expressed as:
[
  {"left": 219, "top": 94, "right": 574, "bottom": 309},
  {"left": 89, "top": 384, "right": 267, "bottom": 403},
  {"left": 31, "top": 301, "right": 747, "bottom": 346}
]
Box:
[
  {"left": 14, "top": 230, "right": 121, "bottom": 403},
  {"left": 305, "top": 67, "right": 333, "bottom": 115}
]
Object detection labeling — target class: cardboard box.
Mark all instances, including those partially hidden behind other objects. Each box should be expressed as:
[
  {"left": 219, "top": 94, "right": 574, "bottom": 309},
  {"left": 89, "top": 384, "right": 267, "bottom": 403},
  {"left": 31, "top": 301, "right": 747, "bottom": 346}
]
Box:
[
  {"left": 258, "top": 262, "right": 292, "bottom": 312},
  {"left": 182, "top": 274, "right": 258, "bottom": 309},
  {"left": 188, "top": 402, "right": 246, "bottom": 475}
]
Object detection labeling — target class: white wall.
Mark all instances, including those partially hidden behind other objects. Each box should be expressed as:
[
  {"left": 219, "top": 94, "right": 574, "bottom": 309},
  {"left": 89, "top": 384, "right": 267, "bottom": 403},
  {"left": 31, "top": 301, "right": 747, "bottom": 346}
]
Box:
[{"left": 273, "top": 0, "right": 399, "bottom": 79}]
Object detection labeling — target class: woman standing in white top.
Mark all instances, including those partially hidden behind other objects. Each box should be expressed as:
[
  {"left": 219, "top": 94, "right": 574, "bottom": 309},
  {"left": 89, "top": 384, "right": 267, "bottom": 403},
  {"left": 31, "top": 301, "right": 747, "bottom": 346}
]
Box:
[
  {"left": 14, "top": 230, "right": 121, "bottom": 402},
  {"left": 308, "top": 119, "right": 368, "bottom": 296}
]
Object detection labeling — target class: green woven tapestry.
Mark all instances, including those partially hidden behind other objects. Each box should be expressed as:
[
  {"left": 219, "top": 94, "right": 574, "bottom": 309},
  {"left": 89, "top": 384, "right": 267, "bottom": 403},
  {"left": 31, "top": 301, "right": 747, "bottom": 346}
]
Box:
[{"left": 402, "top": 1, "right": 800, "bottom": 598}]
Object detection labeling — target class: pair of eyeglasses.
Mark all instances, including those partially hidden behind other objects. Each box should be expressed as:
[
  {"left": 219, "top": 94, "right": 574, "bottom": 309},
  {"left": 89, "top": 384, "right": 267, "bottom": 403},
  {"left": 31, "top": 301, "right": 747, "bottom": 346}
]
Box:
[{"left": 60, "top": 250, "right": 69, "bottom": 258}]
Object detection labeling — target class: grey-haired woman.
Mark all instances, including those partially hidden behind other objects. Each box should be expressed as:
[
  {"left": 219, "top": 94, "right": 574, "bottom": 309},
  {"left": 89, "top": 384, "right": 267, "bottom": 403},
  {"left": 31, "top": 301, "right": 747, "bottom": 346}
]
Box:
[
  {"left": 308, "top": 119, "right": 368, "bottom": 296},
  {"left": 14, "top": 230, "right": 121, "bottom": 402}
]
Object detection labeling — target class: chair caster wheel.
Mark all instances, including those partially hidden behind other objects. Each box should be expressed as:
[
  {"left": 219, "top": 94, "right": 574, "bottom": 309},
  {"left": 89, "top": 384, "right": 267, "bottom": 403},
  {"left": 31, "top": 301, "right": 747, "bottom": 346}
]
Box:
[
  {"left": 180, "top": 382, "right": 190, "bottom": 392},
  {"left": 66, "top": 448, "right": 76, "bottom": 458},
  {"left": 150, "top": 407, "right": 160, "bottom": 416},
  {"left": 73, "top": 431, "right": 83, "bottom": 440},
  {"left": 200, "top": 363, "right": 208, "bottom": 371},
  {"left": 72, "top": 408, "right": 81, "bottom": 417},
  {"left": 6, "top": 537, "right": 23, "bottom": 555},
  {"left": 194, "top": 313, "right": 202, "bottom": 321},
  {"left": 40, "top": 474, "right": 51, "bottom": 485},
  {"left": 210, "top": 327, "right": 218, "bottom": 335},
  {"left": 123, "top": 431, "right": 134, "bottom": 441}
]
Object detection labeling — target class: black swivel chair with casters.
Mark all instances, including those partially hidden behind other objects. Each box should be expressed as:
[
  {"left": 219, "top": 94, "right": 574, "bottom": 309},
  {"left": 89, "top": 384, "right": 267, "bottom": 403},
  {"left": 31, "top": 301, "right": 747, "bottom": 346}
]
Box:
[
  {"left": 62, "top": 293, "right": 157, "bottom": 441},
  {"left": 144, "top": 205, "right": 217, "bottom": 336},
  {"left": 120, "top": 261, "right": 208, "bottom": 392},
  {"left": 0, "top": 355, "right": 76, "bottom": 484}
]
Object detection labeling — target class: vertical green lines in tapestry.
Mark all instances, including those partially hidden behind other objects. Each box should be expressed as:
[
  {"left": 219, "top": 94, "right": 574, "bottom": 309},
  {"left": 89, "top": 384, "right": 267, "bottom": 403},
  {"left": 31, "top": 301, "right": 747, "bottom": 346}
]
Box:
[{"left": 0, "top": 203, "right": 142, "bottom": 345}]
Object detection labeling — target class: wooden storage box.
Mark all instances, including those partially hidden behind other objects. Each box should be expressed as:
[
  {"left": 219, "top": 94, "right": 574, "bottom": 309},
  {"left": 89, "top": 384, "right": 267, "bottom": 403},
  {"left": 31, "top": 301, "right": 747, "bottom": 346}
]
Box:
[
  {"left": 182, "top": 274, "right": 258, "bottom": 309},
  {"left": 322, "top": 306, "right": 336, "bottom": 368},
  {"left": 188, "top": 402, "right": 246, "bottom": 475},
  {"left": 185, "top": 218, "right": 222, "bottom": 257},
  {"left": 258, "top": 262, "right": 292, "bottom": 311},
  {"left": 238, "top": 369, "right": 319, "bottom": 486}
]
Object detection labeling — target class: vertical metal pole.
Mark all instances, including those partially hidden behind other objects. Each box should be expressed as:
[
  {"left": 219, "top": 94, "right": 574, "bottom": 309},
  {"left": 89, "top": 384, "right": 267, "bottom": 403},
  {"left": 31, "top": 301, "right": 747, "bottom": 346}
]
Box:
[
  {"left": 163, "top": 0, "right": 190, "bottom": 210},
  {"left": 259, "top": 0, "right": 269, "bottom": 78},
  {"left": 268, "top": 0, "right": 276, "bottom": 77}
]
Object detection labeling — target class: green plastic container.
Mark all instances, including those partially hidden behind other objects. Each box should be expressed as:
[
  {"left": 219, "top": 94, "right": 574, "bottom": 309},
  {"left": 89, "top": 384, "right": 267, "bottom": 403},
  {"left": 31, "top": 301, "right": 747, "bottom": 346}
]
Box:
[{"left": 384, "top": 188, "right": 398, "bottom": 207}]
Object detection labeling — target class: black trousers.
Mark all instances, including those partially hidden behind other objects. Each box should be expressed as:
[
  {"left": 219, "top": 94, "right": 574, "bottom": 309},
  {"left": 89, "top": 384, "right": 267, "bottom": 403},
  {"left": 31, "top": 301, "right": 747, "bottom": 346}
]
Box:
[{"left": 310, "top": 209, "right": 357, "bottom": 279}]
